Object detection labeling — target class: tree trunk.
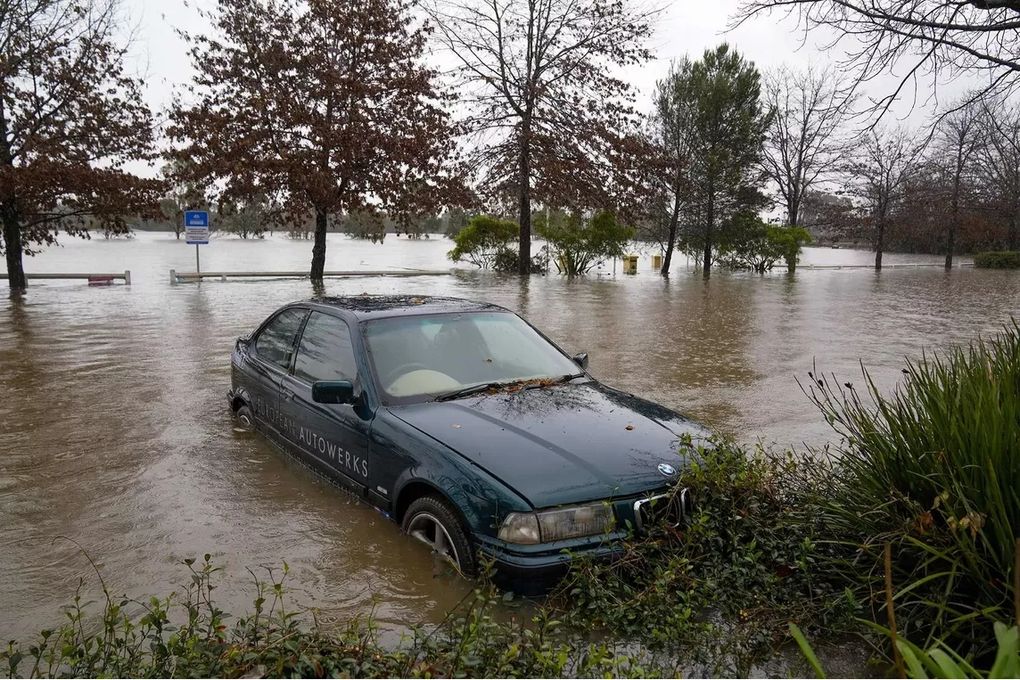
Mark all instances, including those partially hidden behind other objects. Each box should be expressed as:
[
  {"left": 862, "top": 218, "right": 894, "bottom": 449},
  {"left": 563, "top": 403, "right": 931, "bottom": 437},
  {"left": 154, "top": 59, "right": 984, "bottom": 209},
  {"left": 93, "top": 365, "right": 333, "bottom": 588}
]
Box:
[
  {"left": 517, "top": 119, "right": 532, "bottom": 275},
  {"left": 875, "top": 216, "right": 885, "bottom": 270},
  {"left": 311, "top": 208, "right": 328, "bottom": 281},
  {"left": 660, "top": 193, "right": 681, "bottom": 276},
  {"left": 1009, "top": 209, "right": 1018, "bottom": 251},
  {"left": 946, "top": 176, "right": 960, "bottom": 269},
  {"left": 2, "top": 203, "right": 25, "bottom": 291},
  {"left": 702, "top": 190, "right": 714, "bottom": 278}
]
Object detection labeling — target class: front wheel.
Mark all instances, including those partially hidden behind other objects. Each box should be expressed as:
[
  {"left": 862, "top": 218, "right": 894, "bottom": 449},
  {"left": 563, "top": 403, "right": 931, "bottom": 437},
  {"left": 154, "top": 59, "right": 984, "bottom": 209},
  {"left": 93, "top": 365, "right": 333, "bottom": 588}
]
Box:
[
  {"left": 234, "top": 404, "right": 255, "bottom": 432},
  {"left": 402, "top": 495, "right": 476, "bottom": 576}
]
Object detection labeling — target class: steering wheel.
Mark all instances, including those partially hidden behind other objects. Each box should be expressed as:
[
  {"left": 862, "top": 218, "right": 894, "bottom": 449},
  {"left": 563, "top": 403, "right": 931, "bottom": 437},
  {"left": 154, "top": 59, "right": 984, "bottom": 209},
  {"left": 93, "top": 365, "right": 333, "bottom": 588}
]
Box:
[{"left": 382, "top": 362, "right": 431, "bottom": 388}]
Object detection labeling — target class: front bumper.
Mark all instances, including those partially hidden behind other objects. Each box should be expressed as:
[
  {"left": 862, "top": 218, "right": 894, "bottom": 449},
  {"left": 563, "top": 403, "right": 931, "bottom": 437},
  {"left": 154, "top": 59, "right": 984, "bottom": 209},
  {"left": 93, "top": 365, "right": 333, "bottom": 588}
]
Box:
[
  {"left": 475, "top": 486, "right": 691, "bottom": 590},
  {"left": 476, "top": 531, "right": 628, "bottom": 593}
]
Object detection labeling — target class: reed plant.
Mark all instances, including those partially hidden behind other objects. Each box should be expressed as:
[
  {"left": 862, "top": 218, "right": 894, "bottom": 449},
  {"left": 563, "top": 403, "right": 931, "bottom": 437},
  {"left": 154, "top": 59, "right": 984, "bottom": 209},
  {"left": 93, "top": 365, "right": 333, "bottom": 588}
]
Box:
[{"left": 804, "top": 320, "right": 1020, "bottom": 655}]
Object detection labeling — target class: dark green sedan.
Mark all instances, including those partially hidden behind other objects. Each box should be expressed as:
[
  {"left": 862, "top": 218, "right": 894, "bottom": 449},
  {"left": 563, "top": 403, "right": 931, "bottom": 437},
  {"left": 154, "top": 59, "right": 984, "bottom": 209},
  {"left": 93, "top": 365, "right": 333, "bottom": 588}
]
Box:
[{"left": 228, "top": 296, "right": 709, "bottom": 580}]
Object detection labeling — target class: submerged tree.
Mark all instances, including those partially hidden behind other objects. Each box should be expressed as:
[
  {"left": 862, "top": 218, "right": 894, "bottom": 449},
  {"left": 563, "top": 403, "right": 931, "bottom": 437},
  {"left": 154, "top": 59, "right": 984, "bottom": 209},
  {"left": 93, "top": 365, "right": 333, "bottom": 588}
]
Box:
[
  {"left": 0, "top": 0, "right": 159, "bottom": 291},
  {"left": 647, "top": 60, "right": 697, "bottom": 276},
  {"left": 169, "top": 0, "right": 461, "bottom": 281},
  {"left": 844, "top": 126, "right": 924, "bottom": 269},
  {"left": 761, "top": 66, "right": 854, "bottom": 229},
  {"left": 427, "top": 0, "right": 655, "bottom": 275},
  {"left": 932, "top": 100, "right": 983, "bottom": 268},
  {"left": 672, "top": 45, "right": 772, "bottom": 277},
  {"left": 979, "top": 100, "right": 1020, "bottom": 251}
]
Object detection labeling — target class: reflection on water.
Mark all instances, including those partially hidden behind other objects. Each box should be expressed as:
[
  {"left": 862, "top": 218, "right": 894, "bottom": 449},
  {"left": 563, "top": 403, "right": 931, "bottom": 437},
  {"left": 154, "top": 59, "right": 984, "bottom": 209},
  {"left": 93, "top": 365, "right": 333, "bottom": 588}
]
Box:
[{"left": 1, "top": 232, "right": 1017, "bottom": 642}]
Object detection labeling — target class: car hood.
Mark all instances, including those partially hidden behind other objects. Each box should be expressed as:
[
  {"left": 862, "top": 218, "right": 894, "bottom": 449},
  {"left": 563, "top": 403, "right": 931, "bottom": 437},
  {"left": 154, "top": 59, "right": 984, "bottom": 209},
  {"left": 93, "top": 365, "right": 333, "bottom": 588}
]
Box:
[{"left": 387, "top": 381, "right": 710, "bottom": 508}]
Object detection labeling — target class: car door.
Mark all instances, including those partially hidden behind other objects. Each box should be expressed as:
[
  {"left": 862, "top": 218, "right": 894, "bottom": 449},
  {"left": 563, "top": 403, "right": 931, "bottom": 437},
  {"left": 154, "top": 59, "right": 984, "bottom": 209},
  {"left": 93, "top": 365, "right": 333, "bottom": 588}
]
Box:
[
  {"left": 280, "top": 311, "right": 374, "bottom": 495},
  {"left": 245, "top": 307, "right": 308, "bottom": 444}
]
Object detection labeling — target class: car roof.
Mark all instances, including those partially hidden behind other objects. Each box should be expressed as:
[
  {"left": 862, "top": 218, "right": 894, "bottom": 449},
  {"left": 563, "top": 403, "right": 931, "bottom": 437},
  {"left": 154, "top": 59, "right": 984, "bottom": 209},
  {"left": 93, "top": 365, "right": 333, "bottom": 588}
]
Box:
[{"left": 301, "top": 295, "right": 511, "bottom": 321}]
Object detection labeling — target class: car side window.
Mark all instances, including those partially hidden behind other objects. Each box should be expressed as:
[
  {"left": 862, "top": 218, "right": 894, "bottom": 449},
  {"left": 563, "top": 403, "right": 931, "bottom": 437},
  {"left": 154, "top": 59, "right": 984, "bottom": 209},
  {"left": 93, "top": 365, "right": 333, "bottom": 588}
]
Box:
[
  {"left": 254, "top": 308, "right": 307, "bottom": 370},
  {"left": 293, "top": 312, "right": 358, "bottom": 384}
]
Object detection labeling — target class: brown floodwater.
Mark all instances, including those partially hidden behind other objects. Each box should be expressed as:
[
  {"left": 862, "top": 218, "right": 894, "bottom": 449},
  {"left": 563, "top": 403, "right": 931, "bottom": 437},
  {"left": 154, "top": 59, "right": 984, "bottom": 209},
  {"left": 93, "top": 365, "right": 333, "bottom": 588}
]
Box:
[{"left": 1, "top": 232, "right": 1018, "bottom": 646}]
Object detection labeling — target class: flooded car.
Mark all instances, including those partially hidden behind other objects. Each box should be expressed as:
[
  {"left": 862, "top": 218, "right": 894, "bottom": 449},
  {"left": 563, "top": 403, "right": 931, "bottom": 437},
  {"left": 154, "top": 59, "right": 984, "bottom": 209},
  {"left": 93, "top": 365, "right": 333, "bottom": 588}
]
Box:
[{"left": 228, "top": 296, "right": 709, "bottom": 579}]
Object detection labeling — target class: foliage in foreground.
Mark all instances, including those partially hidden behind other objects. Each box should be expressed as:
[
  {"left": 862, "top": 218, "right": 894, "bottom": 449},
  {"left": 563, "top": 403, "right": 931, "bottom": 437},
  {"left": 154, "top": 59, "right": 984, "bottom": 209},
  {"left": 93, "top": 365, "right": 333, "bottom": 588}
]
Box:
[
  {"left": 1, "top": 559, "right": 659, "bottom": 679},
  {"left": 791, "top": 621, "right": 1020, "bottom": 679},
  {"left": 973, "top": 251, "right": 1020, "bottom": 269},
  {"left": 804, "top": 320, "right": 1020, "bottom": 656},
  {"left": 549, "top": 442, "right": 858, "bottom": 676}
]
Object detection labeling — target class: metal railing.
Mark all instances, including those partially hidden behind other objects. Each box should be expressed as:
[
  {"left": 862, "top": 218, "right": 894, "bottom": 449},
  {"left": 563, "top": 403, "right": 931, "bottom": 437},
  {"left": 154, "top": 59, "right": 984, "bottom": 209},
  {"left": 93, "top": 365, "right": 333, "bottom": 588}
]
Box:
[
  {"left": 0, "top": 271, "right": 131, "bottom": 284},
  {"left": 169, "top": 268, "right": 452, "bottom": 284}
]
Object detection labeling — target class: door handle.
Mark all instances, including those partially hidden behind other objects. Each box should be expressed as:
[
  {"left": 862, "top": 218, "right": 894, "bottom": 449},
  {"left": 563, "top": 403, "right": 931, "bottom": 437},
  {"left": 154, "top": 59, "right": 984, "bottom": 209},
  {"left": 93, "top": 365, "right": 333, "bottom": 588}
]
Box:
[{"left": 282, "top": 387, "right": 296, "bottom": 401}]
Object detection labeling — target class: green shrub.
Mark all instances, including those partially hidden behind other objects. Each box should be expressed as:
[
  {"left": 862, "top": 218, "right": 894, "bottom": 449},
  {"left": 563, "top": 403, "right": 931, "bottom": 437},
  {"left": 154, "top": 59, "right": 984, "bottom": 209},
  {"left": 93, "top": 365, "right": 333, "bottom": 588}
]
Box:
[
  {"left": 804, "top": 320, "right": 1020, "bottom": 657},
  {"left": 717, "top": 216, "right": 811, "bottom": 273},
  {"left": 549, "top": 439, "right": 858, "bottom": 675},
  {"left": 1, "top": 557, "right": 660, "bottom": 679},
  {"left": 447, "top": 215, "right": 519, "bottom": 269},
  {"left": 535, "top": 210, "right": 633, "bottom": 276},
  {"left": 973, "top": 251, "right": 1020, "bottom": 268}
]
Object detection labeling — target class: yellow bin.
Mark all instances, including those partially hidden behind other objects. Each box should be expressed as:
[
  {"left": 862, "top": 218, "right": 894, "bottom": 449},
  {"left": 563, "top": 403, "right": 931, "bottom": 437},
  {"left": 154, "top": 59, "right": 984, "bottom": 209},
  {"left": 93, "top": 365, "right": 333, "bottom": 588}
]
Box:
[{"left": 623, "top": 254, "right": 638, "bottom": 274}]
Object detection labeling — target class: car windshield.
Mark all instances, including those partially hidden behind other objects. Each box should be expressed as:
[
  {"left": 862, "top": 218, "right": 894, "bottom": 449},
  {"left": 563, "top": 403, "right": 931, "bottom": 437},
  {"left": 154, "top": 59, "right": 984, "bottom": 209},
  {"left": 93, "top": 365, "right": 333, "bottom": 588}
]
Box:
[{"left": 363, "top": 311, "right": 582, "bottom": 403}]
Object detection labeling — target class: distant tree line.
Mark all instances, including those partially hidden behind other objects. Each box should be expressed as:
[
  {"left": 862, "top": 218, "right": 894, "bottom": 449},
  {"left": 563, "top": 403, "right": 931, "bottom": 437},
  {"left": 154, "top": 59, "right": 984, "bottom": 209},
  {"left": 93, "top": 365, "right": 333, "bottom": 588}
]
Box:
[{"left": 3, "top": 0, "right": 1020, "bottom": 289}]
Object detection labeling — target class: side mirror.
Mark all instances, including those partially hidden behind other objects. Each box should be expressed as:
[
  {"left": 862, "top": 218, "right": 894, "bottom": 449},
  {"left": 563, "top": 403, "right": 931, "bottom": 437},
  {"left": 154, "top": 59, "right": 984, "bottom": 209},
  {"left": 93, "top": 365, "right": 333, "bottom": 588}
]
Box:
[
  {"left": 572, "top": 352, "right": 589, "bottom": 370},
  {"left": 312, "top": 380, "right": 355, "bottom": 405}
]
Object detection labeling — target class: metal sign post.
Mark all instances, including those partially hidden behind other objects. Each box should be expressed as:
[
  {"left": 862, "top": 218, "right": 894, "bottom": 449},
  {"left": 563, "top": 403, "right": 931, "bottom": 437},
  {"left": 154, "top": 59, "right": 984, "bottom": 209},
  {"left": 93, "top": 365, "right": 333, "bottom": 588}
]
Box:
[{"left": 184, "top": 211, "right": 210, "bottom": 275}]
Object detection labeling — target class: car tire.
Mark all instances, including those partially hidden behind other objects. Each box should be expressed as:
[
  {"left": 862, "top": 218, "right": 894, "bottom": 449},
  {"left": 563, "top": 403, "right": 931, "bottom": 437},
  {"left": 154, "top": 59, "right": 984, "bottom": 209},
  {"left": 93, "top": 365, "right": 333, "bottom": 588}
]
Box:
[
  {"left": 235, "top": 404, "right": 255, "bottom": 432},
  {"left": 402, "top": 495, "right": 476, "bottom": 576}
]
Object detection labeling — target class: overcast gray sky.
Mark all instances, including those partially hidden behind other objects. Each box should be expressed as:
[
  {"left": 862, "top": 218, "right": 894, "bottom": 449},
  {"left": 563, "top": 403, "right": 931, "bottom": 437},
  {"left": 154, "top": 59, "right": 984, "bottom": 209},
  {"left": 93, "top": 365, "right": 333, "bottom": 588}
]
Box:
[{"left": 125, "top": 0, "right": 972, "bottom": 168}]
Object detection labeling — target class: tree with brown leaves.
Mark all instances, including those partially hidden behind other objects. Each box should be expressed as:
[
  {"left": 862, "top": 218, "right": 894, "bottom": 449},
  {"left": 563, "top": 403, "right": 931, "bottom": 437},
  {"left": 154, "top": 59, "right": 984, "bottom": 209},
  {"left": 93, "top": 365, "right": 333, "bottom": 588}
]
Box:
[
  {"left": 0, "top": 0, "right": 158, "bottom": 291},
  {"left": 427, "top": 0, "right": 656, "bottom": 274},
  {"left": 168, "top": 0, "right": 461, "bottom": 281}
]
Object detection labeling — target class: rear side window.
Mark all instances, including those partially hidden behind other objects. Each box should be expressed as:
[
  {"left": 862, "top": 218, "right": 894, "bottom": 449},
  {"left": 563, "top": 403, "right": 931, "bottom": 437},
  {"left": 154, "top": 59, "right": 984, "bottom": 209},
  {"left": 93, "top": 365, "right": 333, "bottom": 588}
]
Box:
[
  {"left": 255, "top": 308, "right": 307, "bottom": 370},
  {"left": 293, "top": 312, "right": 358, "bottom": 384}
]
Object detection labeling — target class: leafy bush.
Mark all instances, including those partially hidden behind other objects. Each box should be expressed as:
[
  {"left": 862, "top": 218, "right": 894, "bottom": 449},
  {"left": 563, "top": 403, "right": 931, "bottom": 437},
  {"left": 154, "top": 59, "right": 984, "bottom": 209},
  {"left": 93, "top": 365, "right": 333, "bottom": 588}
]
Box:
[
  {"left": 535, "top": 210, "right": 633, "bottom": 276},
  {"left": 549, "top": 440, "right": 858, "bottom": 675},
  {"left": 1, "top": 557, "right": 661, "bottom": 679},
  {"left": 804, "top": 320, "right": 1020, "bottom": 658},
  {"left": 718, "top": 215, "right": 811, "bottom": 273},
  {"left": 447, "top": 215, "right": 519, "bottom": 269},
  {"left": 974, "top": 251, "right": 1020, "bottom": 269}
]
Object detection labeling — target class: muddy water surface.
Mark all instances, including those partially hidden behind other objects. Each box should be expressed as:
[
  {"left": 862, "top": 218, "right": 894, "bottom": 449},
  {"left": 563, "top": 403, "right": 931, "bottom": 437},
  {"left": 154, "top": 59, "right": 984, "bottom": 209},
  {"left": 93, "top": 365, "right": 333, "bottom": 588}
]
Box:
[{"left": 1, "top": 232, "right": 1018, "bottom": 643}]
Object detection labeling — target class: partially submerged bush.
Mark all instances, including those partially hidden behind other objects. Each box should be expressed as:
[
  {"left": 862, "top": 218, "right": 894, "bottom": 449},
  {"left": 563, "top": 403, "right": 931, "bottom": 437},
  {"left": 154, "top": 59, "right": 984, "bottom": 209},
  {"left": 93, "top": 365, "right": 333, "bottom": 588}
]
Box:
[
  {"left": 535, "top": 210, "right": 633, "bottom": 276},
  {"left": 973, "top": 251, "right": 1020, "bottom": 269},
  {"left": 447, "top": 215, "right": 518, "bottom": 270}
]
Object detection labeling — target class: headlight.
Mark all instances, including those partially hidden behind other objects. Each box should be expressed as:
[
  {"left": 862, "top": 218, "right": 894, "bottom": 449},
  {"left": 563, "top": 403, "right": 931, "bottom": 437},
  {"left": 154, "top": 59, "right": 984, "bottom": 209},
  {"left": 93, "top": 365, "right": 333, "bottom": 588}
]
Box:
[
  {"left": 498, "top": 512, "right": 541, "bottom": 544},
  {"left": 498, "top": 503, "right": 614, "bottom": 544}
]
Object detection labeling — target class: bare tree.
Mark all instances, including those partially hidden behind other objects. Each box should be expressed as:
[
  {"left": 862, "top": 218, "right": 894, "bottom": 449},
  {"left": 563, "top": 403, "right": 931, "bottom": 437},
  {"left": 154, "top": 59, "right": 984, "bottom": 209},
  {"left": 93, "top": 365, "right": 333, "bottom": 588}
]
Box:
[
  {"left": 733, "top": 1, "right": 1020, "bottom": 117},
  {"left": 978, "top": 99, "right": 1020, "bottom": 250},
  {"left": 844, "top": 126, "right": 925, "bottom": 269},
  {"left": 761, "top": 66, "right": 854, "bottom": 229},
  {"left": 932, "top": 99, "right": 983, "bottom": 267},
  {"left": 0, "top": 0, "right": 158, "bottom": 291},
  {"left": 426, "top": 0, "right": 656, "bottom": 274}
]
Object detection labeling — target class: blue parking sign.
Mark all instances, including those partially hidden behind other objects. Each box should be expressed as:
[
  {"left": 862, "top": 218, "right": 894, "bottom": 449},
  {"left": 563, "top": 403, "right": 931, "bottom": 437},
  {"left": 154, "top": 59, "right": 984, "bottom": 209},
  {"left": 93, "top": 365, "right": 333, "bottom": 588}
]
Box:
[
  {"left": 185, "top": 211, "right": 208, "bottom": 227},
  {"left": 184, "top": 210, "right": 210, "bottom": 245}
]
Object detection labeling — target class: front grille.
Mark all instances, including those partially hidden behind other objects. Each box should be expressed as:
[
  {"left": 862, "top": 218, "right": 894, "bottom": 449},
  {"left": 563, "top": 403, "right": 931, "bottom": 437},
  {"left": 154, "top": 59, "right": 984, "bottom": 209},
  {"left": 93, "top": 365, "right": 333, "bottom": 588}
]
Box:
[{"left": 632, "top": 488, "right": 692, "bottom": 532}]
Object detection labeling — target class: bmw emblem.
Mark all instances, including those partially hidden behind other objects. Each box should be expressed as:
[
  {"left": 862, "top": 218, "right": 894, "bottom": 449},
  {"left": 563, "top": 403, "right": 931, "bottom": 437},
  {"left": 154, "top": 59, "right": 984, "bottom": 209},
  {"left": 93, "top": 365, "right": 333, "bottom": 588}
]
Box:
[{"left": 657, "top": 463, "right": 677, "bottom": 477}]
